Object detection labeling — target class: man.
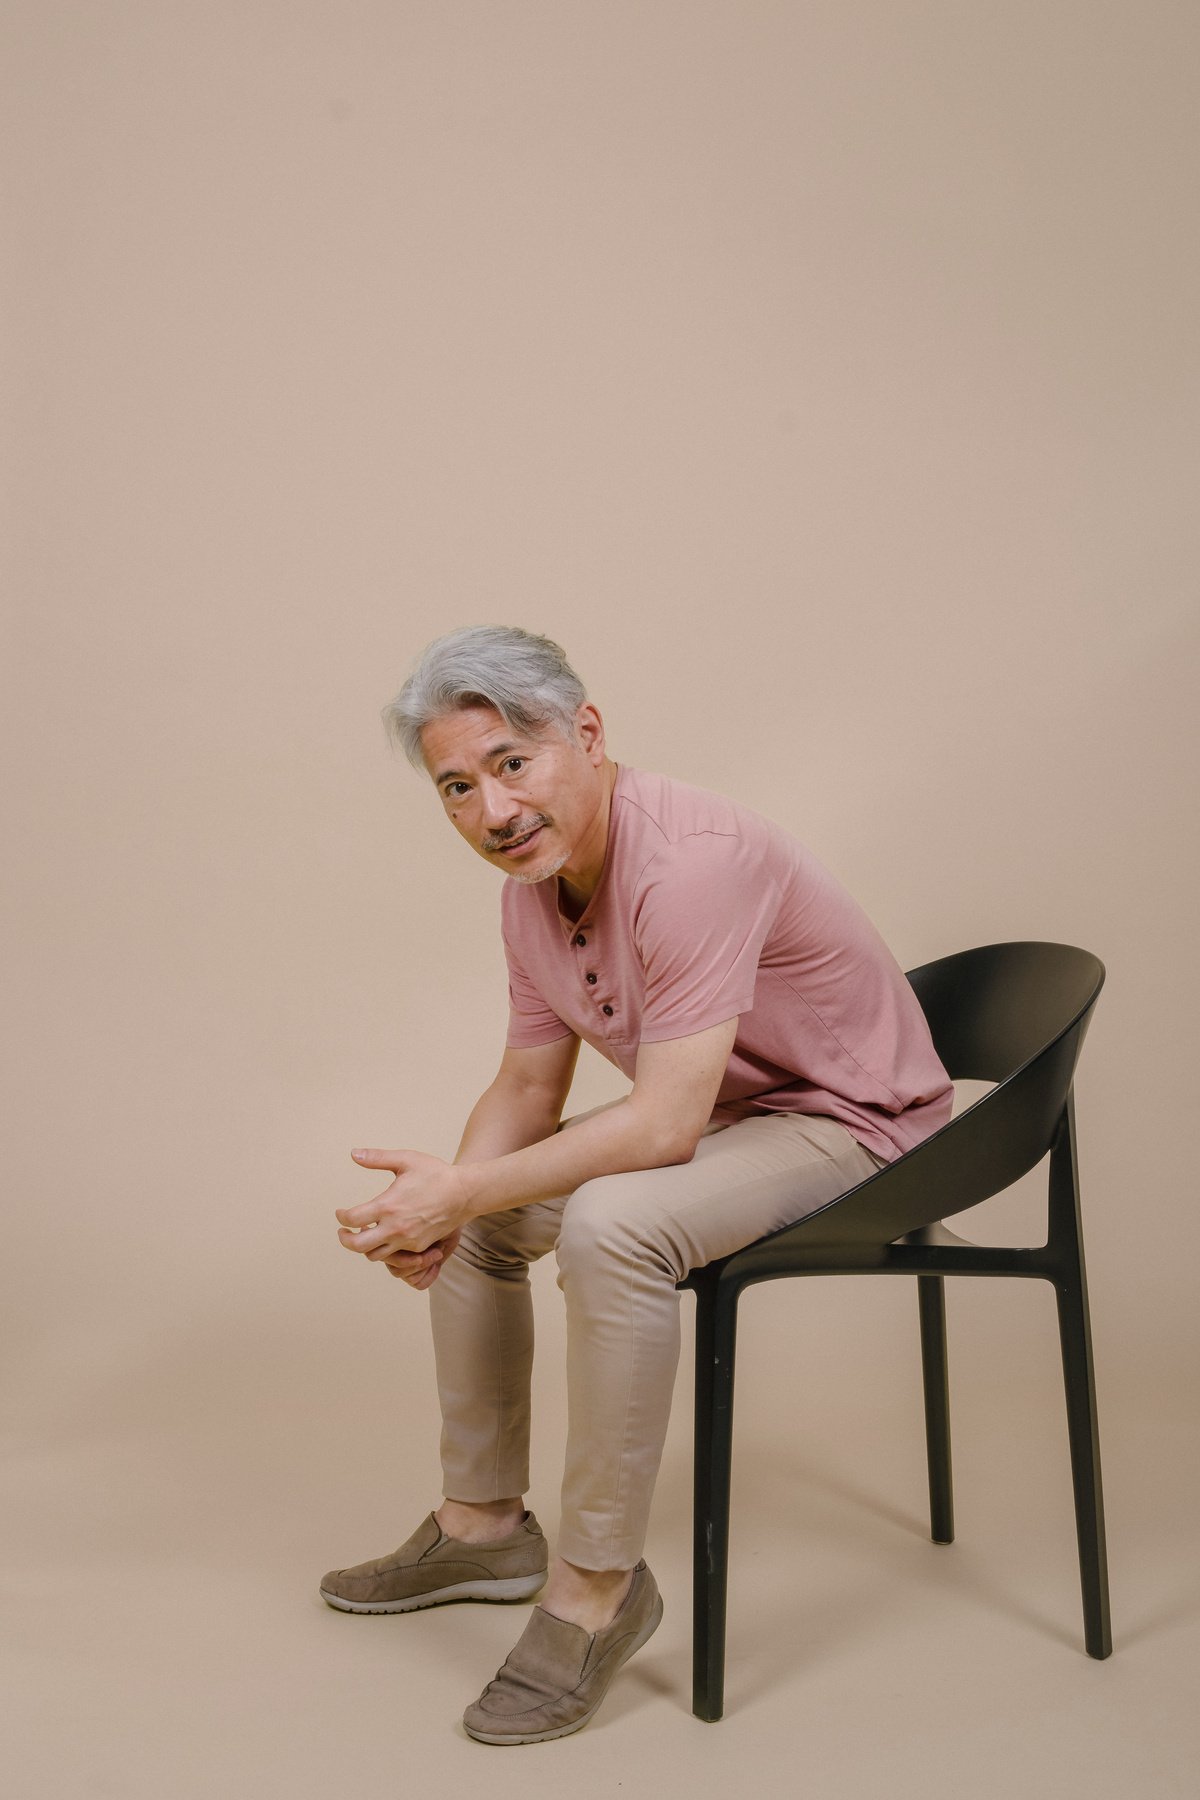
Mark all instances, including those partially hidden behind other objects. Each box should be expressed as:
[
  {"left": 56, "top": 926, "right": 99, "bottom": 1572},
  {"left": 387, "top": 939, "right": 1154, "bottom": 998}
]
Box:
[{"left": 322, "top": 624, "right": 954, "bottom": 1745}]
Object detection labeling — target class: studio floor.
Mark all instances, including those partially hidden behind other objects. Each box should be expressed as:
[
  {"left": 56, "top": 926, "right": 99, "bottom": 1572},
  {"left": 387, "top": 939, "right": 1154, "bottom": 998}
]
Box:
[{"left": 5, "top": 1271, "right": 1196, "bottom": 1800}]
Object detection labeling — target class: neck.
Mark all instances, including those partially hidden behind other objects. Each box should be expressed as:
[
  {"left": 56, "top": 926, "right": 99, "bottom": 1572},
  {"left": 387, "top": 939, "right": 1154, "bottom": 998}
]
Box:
[{"left": 556, "top": 758, "right": 618, "bottom": 917}]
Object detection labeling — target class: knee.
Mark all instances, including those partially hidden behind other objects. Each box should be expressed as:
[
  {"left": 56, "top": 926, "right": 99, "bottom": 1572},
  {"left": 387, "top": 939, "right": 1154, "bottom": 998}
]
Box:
[
  {"left": 556, "top": 1176, "right": 672, "bottom": 1281},
  {"left": 455, "top": 1210, "right": 543, "bottom": 1279}
]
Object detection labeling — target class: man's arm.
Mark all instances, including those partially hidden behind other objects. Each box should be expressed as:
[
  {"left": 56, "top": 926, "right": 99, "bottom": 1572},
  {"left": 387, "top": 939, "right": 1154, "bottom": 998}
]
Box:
[
  {"left": 376, "top": 1035, "right": 581, "bottom": 1287},
  {"left": 340, "top": 1016, "right": 739, "bottom": 1262},
  {"left": 455, "top": 1015, "right": 739, "bottom": 1221},
  {"left": 452, "top": 1037, "right": 582, "bottom": 1166}
]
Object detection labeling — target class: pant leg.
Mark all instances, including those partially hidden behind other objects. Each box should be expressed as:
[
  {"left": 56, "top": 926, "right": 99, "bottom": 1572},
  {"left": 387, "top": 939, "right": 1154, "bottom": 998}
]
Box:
[
  {"left": 428, "top": 1198, "right": 565, "bottom": 1502},
  {"left": 427, "top": 1099, "right": 625, "bottom": 1503},
  {"left": 553, "top": 1112, "right": 886, "bottom": 1570}
]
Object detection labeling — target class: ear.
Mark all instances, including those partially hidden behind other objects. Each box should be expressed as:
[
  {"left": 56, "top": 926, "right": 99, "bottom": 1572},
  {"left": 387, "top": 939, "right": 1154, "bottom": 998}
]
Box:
[{"left": 573, "top": 702, "right": 607, "bottom": 765}]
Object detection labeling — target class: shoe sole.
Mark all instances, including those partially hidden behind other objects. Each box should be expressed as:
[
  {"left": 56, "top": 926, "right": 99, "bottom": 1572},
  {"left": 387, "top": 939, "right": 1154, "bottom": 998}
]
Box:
[
  {"left": 320, "top": 1572, "right": 548, "bottom": 1614},
  {"left": 462, "top": 1590, "right": 665, "bottom": 1745}
]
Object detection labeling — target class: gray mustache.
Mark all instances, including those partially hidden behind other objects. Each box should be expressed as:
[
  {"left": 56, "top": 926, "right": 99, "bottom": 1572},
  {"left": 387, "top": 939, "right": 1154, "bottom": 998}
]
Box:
[{"left": 488, "top": 818, "right": 548, "bottom": 849}]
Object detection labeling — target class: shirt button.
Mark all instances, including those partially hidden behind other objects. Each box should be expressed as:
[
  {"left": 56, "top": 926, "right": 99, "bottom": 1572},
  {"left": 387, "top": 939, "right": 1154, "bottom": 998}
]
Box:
[
  {"left": 586, "top": 972, "right": 597, "bottom": 984},
  {"left": 574, "top": 934, "right": 586, "bottom": 947},
  {"left": 602, "top": 1004, "right": 614, "bottom": 1016}
]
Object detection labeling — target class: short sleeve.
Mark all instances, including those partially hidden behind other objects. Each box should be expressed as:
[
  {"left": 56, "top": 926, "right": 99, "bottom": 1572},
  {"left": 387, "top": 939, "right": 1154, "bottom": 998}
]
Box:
[
  {"left": 502, "top": 928, "right": 575, "bottom": 1048},
  {"left": 633, "top": 832, "right": 780, "bottom": 1042}
]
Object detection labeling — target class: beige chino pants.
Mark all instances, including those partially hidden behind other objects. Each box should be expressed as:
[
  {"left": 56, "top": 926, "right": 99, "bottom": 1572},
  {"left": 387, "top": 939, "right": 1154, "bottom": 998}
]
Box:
[{"left": 429, "top": 1101, "right": 886, "bottom": 1571}]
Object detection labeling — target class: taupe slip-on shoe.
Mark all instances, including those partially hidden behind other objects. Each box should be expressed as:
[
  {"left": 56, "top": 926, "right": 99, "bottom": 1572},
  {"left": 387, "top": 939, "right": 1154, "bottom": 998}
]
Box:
[
  {"left": 462, "top": 1559, "right": 663, "bottom": 1745},
  {"left": 319, "top": 1512, "right": 548, "bottom": 1614}
]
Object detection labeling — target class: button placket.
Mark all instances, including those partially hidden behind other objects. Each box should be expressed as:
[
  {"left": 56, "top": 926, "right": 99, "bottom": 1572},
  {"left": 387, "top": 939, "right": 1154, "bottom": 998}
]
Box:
[{"left": 566, "top": 918, "right": 613, "bottom": 1022}]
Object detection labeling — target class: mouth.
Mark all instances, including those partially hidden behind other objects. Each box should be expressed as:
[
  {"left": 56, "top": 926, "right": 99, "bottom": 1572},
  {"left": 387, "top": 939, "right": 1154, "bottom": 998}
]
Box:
[{"left": 494, "top": 824, "right": 545, "bottom": 857}]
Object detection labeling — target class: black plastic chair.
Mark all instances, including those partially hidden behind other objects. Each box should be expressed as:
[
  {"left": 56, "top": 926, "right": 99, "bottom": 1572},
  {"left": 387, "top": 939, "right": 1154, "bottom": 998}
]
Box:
[{"left": 679, "top": 941, "right": 1109, "bottom": 1722}]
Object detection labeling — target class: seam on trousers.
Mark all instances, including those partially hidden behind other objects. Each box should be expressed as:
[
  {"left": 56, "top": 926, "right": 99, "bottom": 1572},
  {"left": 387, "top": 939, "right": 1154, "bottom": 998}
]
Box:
[
  {"left": 488, "top": 1265, "right": 505, "bottom": 1500},
  {"left": 603, "top": 1255, "right": 640, "bottom": 1568}
]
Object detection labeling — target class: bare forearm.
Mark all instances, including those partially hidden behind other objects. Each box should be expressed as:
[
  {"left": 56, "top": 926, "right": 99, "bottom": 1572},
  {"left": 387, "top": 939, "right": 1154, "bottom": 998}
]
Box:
[
  {"left": 453, "top": 1079, "right": 565, "bottom": 1167},
  {"left": 456, "top": 1097, "right": 680, "bottom": 1221}
]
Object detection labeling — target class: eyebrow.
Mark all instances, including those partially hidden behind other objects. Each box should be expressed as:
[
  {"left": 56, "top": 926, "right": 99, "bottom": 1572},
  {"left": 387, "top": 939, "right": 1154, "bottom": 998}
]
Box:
[{"left": 433, "top": 741, "right": 526, "bottom": 790}]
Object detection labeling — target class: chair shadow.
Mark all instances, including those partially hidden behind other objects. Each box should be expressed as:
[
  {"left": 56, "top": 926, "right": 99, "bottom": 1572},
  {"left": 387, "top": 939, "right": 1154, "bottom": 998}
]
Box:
[
  {"left": 768, "top": 1456, "right": 931, "bottom": 1541},
  {"left": 712, "top": 1548, "right": 1087, "bottom": 1717},
  {"left": 1111, "top": 1582, "right": 1200, "bottom": 1650},
  {"left": 753, "top": 1456, "right": 1085, "bottom": 1651},
  {"left": 590, "top": 1646, "right": 684, "bottom": 1731},
  {"left": 651, "top": 1448, "right": 1100, "bottom": 1715}
]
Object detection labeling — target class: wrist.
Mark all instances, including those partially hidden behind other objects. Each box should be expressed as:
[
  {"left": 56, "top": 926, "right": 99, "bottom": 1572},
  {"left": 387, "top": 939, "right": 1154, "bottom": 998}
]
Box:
[{"left": 453, "top": 1159, "right": 491, "bottom": 1223}]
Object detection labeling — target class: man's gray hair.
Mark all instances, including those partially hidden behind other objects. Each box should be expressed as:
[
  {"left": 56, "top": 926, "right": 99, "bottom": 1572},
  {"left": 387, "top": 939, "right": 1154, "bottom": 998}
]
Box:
[{"left": 381, "top": 625, "right": 589, "bottom": 773}]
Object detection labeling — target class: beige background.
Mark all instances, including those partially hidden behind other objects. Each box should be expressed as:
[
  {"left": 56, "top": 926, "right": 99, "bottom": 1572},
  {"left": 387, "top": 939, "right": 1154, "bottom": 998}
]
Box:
[{"left": 3, "top": 2, "right": 1198, "bottom": 1794}]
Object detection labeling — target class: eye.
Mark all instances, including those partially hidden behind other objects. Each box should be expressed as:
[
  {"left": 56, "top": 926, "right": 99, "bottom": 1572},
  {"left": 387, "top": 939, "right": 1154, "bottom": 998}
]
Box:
[
  {"left": 445, "top": 781, "right": 469, "bottom": 798},
  {"left": 504, "top": 757, "right": 525, "bottom": 774}
]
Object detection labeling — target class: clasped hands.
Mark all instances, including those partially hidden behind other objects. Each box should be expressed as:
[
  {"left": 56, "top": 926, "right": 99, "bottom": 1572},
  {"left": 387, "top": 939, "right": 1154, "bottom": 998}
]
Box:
[{"left": 337, "top": 1147, "right": 473, "bottom": 1291}]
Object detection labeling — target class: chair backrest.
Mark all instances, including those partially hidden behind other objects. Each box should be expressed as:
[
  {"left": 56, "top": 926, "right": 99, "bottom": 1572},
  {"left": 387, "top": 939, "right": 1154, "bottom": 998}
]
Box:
[
  {"left": 745, "top": 941, "right": 1105, "bottom": 1258},
  {"left": 906, "top": 941, "right": 1104, "bottom": 1086}
]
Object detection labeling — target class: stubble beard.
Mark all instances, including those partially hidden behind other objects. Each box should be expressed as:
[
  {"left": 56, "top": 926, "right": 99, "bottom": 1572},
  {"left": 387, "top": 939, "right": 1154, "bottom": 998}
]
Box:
[{"left": 505, "top": 846, "right": 572, "bottom": 885}]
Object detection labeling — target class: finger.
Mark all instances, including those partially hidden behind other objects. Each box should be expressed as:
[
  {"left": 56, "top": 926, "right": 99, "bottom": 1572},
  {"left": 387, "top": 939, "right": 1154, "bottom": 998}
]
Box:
[
  {"left": 366, "top": 1237, "right": 429, "bottom": 1262},
  {"left": 338, "top": 1224, "right": 393, "bottom": 1254},
  {"left": 383, "top": 1250, "right": 435, "bottom": 1272},
  {"left": 383, "top": 1260, "right": 432, "bottom": 1288},
  {"left": 335, "top": 1205, "right": 376, "bottom": 1229},
  {"left": 350, "top": 1148, "right": 407, "bottom": 1170},
  {"left": 386, "top": 1259, "right": 441, "bottom": 1282},
  {"left": 336, "top": 1193, "right": 392, "bottom": 1227}
]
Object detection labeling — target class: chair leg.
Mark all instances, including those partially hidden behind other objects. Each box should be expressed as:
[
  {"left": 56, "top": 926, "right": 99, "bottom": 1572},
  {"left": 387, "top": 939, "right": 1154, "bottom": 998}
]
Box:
[
  {"left": 917, "top": 1274, "right": 954, "bottom": 1544},
  {"left": 1052, "top": 1263, "right": 1113, "bottom": 1658},
  {"left": 1049, "top": 1102, "right": 1113, "bottom": 1659},
  {"left": 692, "top": 1273, "right": 741, "bottom": 1722}
]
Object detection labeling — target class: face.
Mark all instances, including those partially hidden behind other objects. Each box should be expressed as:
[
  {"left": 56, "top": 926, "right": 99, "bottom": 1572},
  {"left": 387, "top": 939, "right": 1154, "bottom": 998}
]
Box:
[{"left": 420, "top": 701, "right": 610, "bottom": 886}]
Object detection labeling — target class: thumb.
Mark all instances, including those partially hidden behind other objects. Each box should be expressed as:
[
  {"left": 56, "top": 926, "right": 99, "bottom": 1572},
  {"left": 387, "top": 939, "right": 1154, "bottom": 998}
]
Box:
[{"left": 350, "top": 1147, "right": 403, "bottom": 1169}]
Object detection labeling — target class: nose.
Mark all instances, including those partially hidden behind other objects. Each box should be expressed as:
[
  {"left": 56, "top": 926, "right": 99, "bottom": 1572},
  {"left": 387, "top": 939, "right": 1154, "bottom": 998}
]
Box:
[{"left": 477, "top": 775, "right": 524, "bottom": 833}]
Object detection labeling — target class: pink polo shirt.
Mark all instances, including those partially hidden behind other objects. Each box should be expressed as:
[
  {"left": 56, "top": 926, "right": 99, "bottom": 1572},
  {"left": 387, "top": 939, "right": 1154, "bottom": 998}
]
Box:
[{"left": 500, "top": 762, "right": 954, "bottom": 1164}]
